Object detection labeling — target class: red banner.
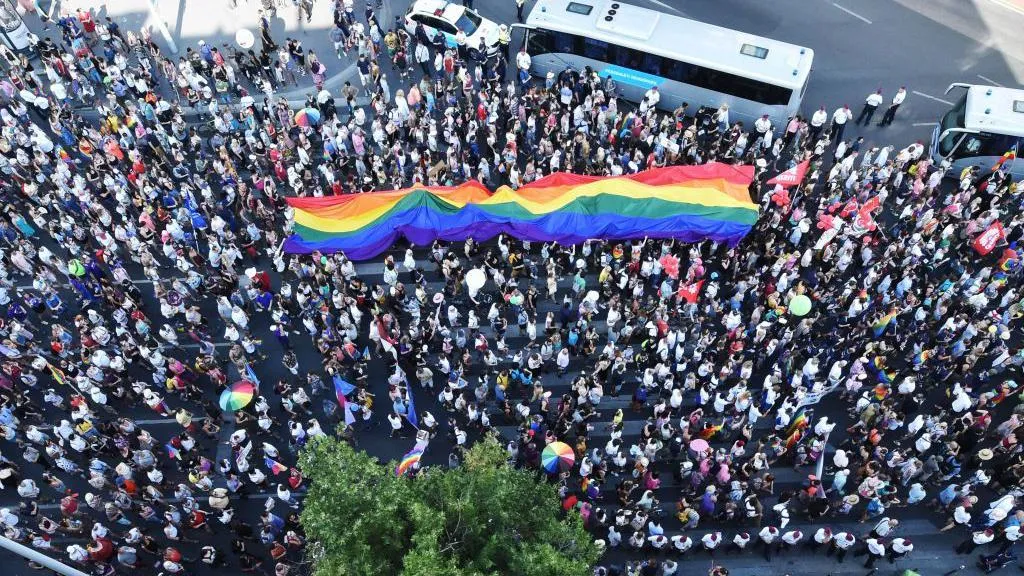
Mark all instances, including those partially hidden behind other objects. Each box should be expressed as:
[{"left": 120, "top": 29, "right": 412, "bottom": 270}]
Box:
[
  {"left": 973, "top": 221, "right": 1006, "bottom": 256},
  {"left": 767, "top": 160, "right": 810, "bottom": 187}
]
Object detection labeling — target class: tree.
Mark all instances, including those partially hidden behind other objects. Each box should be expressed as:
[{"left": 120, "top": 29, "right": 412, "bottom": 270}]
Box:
[{"left": 298, "top": 434, "right": 601, "bottom": 576}]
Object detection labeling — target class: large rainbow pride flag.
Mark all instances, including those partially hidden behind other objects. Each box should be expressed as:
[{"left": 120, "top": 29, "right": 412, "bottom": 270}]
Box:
[{"left": 284, "top": 163, "right": 758, "bottom": 260}]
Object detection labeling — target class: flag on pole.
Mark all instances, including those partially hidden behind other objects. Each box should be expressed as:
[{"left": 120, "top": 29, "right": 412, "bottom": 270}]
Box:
[
  {"left": 992, "top": 143, "right": 1017, "bottom": 171},
  {"left": 264, "top": 456, "right": 288, "bottom": 475},
  {"left": 395, "top": 447, "right": 424, "bottom": 477},
  {"left": 47, "top": 362, "right": 67, "bottom": 386},
  {"left": 766, "top": 159, "right": 810, "bottom": 187}
]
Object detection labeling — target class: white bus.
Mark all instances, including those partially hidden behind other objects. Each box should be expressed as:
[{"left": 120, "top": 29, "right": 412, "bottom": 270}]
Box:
[
  {"left": 931, "top": 84, "right": 1024, "bottom": 179},
  {"left": 515, "top": 0, "right": 814, "bottom": 129}
]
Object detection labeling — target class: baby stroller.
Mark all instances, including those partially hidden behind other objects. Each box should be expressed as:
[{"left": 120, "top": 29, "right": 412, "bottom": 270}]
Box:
[{"left": 978, "top": 550, "right": 1017, "bottom": 573}]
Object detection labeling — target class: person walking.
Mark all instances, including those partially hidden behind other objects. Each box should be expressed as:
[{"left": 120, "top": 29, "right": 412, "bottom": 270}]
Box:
[
  {"left": 809, "top": 105, "right": 828, "bottom": 143},
  {"left": 829, "top": 104, "right": 852, "bottom": 143},
  {"left": 516, "top": 0, "right": 527, "bottom": 22},
  {"left": 855, "top": 89, "right": 883, "bottom": 125},
  {"left": 878, "top": 86, "right": 907, "bottom": 126}
]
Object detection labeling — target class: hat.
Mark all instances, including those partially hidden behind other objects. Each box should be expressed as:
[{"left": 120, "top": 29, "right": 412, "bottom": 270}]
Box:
[
  {"left": 978, "top": 448, "right": 994, "bottom": 461},
  {"left": 843, "top": 494, "right": 860, "bottom": 505}
]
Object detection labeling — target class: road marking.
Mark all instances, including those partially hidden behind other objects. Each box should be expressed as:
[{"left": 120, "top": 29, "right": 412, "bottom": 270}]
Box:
[
  {"left": 986, "top": 0, "right": 1024, "bottom": 17},
  {"left": 646, "top": 0, "right": 682, "bottom": 12},
  {"left": 179, "top": 341, "right": 234, "bottom": 349},
  {"left": 912, "top": 122, "right": 939, "bottom": 127},
  {"left": 912, "top": 90, "right": 953, "bottom": 106},
  {"left": 977, "top": 74, "right": 1005, "bottom": 87},
  {"left": 831, "top": 2, "right": 872, "bottom": 23}
]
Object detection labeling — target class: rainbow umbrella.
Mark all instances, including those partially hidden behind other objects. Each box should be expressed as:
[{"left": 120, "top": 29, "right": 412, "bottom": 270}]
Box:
[
  {"left": 219, "top": 380, "right": 256, "bottom": 411},
  {"left": 294, "top": 107, "right": 321, "bottom": 127},
  {"left": 541, "top": 441, "right": 575, "bottom": 473}
]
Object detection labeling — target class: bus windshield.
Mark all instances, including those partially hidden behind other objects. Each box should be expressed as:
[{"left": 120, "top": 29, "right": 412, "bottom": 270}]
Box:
[{"left": 938, "top": 92, "right": 966, "bottom": 157}]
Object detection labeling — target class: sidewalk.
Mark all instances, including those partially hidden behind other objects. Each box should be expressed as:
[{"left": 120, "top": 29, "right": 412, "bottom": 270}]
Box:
[{"left": 41, "top": 0, "right": 401, "bottom": 104}]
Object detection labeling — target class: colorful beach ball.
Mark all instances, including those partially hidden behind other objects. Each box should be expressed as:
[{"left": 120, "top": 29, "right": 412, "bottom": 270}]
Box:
[
  {"left": 541, "top": 441, "right": 575, "bottom": 474},
  {"left": 219, "top": 380, "right": 256, "bottom": 411}
]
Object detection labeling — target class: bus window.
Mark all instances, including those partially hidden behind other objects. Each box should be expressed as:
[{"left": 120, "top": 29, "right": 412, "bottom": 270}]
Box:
[
  {"left": 583, "top": 37, "right": 608, "bottom": 60},
  {"left": 641, "top": 53, "right": 663, "bottom": 76},
  {"left": 953, "top": 133, "right": 1023, "bottom": 160},
  {"left": 938, "top": 93, "right": 967, "bottom": 156},
  {"left": 527, "top": 28, "right": 554, "bottom": 55},
  {"left": 553, "top": 30, "right": 575, "bottom": 54}
]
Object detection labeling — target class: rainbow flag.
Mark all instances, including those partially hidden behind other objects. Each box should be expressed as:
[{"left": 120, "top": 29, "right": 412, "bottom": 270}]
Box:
[
  {"left": 785, "top": 428, "right": 802, "bottom": 450},
  {"left": 913, "top": 350, "right": 932, "bottom": 366},
  {"left": 47, "top": 362, "right": 67, "bottom": 387},
  {"left": 284, "top": 164, "right": 759, "bottom": 260},
  {"left": 871, "top": 311, "right": 897, "bottom": 338},
  {"left": 871, "top": 357, "right": 895, "bottom": 384},
  {"left": 264, "top": 457, "right": 288, "bottom": 475},
  {"left": 395, "top": 447, "right": 423, "bottom": 477},
  {"left": 787, "top": 408, "right": 809, "bottom": 437}
]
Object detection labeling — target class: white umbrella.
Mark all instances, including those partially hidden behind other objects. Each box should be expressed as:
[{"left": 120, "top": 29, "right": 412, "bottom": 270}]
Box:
[
  {"left": 235, "top": 29, "right": 255, "bottom": 49},
  {"left": 239, "top": 95, "right": 255, "bottom": 108}
]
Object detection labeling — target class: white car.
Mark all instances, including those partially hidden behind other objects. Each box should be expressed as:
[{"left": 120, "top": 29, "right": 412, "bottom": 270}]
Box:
[{"left": 404, "top": 0, "right": 501, "bottom": 59}]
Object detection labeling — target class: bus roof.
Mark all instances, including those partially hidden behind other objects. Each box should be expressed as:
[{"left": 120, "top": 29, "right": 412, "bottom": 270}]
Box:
[
  {"left": 525, "top": 0, "right": 813, "bottom": 88},
  {"left": 964, "top": 85, "right": 1024, "bottom": 137}
]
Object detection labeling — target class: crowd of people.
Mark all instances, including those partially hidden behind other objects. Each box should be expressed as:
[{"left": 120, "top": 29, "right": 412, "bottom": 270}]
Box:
[{"left": 0, "top": 2, "right": 1020, "bottom": 576}]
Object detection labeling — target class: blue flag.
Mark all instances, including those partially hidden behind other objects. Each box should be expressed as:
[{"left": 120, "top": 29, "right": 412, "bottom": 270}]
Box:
[
  {"left": 245, "top": 362, "right": 261, "bottom": 387},
  {"left": 405, "top": 377, "right": 419, "bottom": 429},
  {"left": 363, "top": 346, "right": 371, "bottom": 359},
  {"left": 333, "top": 374, "right": 355, "bottom": 396}
]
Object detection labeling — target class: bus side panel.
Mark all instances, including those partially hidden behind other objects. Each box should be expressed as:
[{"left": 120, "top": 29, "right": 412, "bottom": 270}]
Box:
[{"left": 946, "top": 156, "right": 1024, "bottom": 179}]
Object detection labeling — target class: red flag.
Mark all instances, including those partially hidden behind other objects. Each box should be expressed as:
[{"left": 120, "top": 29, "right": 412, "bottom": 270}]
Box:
[
  {"left": 766, "top": 160, "right": 810, "bottom": 187},
  {"left": 677, "top": 280, "right": 704, "bottom": 304},
  {"left": 973, "top": 221, "right": 1006, "bottom": 256}
]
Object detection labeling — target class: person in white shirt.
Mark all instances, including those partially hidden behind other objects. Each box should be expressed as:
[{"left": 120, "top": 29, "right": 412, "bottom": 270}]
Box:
[
  {"left": 871, "top": 517, "right": 898, "bottom": 538},
  {"left": 856, "top": 89, "right": 884, "bottom": 125},
  {"left": 670, "top": 534, "right": 692, "bottom": 554},
  {"left": 889, "top": 537, "right": 913, "bottom": 561},
  {"left": 757, "top": 526, "right": 779, "bottom": 561},
  {"left": 956, "top": 528, "right": 994, "bottom": 555},
  {"left": 701, "top": 531, "right": 721, "bottom": 554},
  {"left": 809, "top": 105, "right": 828, "bottom": 142},
  {"left": 809, "top": 527, "right": 832, "bottom": 553},
  {"left": 515, "top": 47, "right": 531, "bottom": 83},
  {"left": 861, "top": 537, "right": 885, "bottom": 568},
  {"left": 830, "top": 105, "right": 853, "bottom": 143},
  {"left": 828, "top": 531, "right": 856, "bottom": 562},
  {"left": 779, "top": 529, "right": 803, "bottom": 551},
  {"left": 730, "top": 532, "right": 750, "bottom": 553},
  {"left": 879, "top": 86, "right": 907, "bottom": 126}
]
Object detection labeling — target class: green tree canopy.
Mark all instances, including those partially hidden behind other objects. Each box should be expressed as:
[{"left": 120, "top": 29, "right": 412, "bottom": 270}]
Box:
[{"left": 298, "top": 434, "right": 601, "bottom": 576}]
